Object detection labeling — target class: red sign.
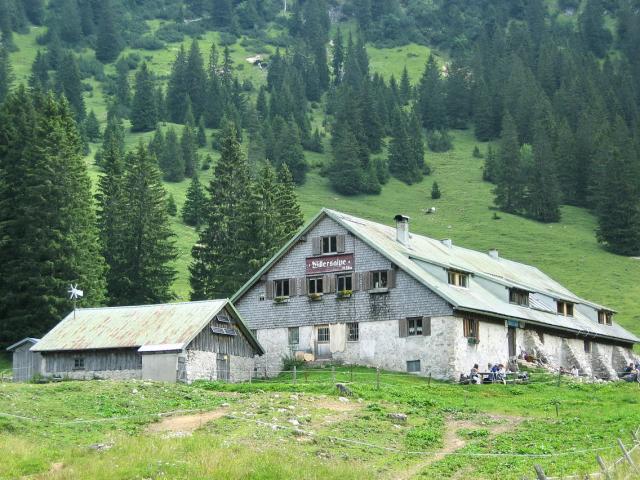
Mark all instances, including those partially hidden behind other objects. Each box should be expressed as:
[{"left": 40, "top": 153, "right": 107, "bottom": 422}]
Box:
[{"left": 306, "top": 254, "right": 354, "bottom": 275}]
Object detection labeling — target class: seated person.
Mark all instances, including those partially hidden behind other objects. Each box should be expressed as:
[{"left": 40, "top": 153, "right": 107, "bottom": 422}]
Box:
[
  {"left": 624, "top": 363, "right": 634, "bottom": 374},
  {"left": 496, "top": 364, "right": 507, "bottom": 384},
  {"left": 470, "top": 364, "right": 481, "bottom": 384},
  {"left": 570, "top": 365, "right": 579, "bottom": 377}
]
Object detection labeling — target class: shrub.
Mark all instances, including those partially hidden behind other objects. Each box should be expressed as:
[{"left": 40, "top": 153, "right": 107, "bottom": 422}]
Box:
[
  {"left": 282, "top": 355, "right": 304, "bottom": 371},
  {"left": 427, "top": 130, "right": 453, "bottom": 152},
  {"left": 431, "top": 181, "right": 441, "bottom": 200},
  {"left": 472, "top": 145, "right": 484, "bottom": 158},
  {"left": 132, "top": 35, "right": 165, "bottom": 51}
]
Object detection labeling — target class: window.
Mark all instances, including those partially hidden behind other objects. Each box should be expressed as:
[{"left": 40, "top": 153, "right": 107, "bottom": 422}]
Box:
[
  {"left": 308, "top": 276, "right": 324, "bottom": 294},
  {"left": 407, "top": 360, "right": 421, "bottom": 373},
  {"left": 584, "top": 340, "right": 592, "bottom": 354},
  {"left": 337, "top": 273, "right": 353, "bottom": 292},
  {"left": 288, "top": 327, "right": 299, "bottom": 346},
  {"left": 73, "top": 357, "right": 85, "bottom": 370},
  {"left": 347, "top": 322, "right": 359, "bottom": 342},
  {"left": 447, "top": 270, "right": 469, "bottom": 288},
  {"left": 598, "top": 310, "right": 613, "bottom": 325},
  {"left": 317, "top": 326, "right": 330, "bottom": 343},
  {"left": 408, "top": 317, "right": 423, "bottom": 336},
  {"left": 463, "top": 317, "right": 479, "bottom": 338},
  {"left": 274, "top": 279, "right": 290, "bottom": 298},
  {"left": 322, "top": 236, "right": 337, "bottom": 254},
  {"left": 509, "top": 289, "right": 530, "bottom": 307},
  {"left": 557, "top": 301, "right": 574, "bottom": 317},
  {"left": 372, "top": 270, "right": 388, "bottom": 289}
]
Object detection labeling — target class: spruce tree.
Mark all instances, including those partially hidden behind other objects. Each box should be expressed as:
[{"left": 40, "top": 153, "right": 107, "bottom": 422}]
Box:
[
  {"left": 95, "top": 110, "right": 125, "bottom": 168},
  {"left": 332, "top": 27, "right": 344, "bottom": 84},
  {"left": 185, "top": 40, "right": 207, "bottom": 122},
  {"left": 494, "top": 112, "right": 525, "bottom": 213},
  {"left": 181, "top": 105, "right": 199, "bottom": 177},
  {"left": 387, "top": 108, "right": 415, "bottom": 184},
  {"left": 525, "top": 128, "right": 561, "bottom": 222},
  {"left": 0, "top": 89, "right": 106, "bottom": 346},
  {"left": 58, "top": 0, "right": 83, "bottom": 44},
  {"left": 417, "top": 54, "right": 447, "bottom": 131},
  {"left": 275, "top": 164, "right": 304, "bottom": 246},
  {"left": 84, "top": 110, "right": 101, "bottom": 142},
  {"left": 431, "top": 181, "right": 442, "bottom": 199},
  {"left": 399, "top": 66, "right": 411, "bottom": 105},
  {"left": 167, "top": 194, "right": 177, "bottom": 217},
  {"left": 131, "top": 63, "right": 157, "bottom": 132},
  {"left": 115, "top": 58, "right": 131, "bottom": 108},
  {"left": 111, "top": 143, "right": 176, "bottom": 305},
  {"left": 95, "top": 0, "right": 122, "bottom": 63},
  {"left": 28, "top": 50, "right": 48, "bottom": 91},
  {"left": 197, "top": 116, "right": 207, "bottom": 147},
  {"left": 24, "top": 0, "right": 45, "bottom": 25},
  {"left": 330, "top": 126, "right": 366, "bottom": 195},
  {"left": 0, "top": 45, "right": 12, "bottom": 104},
  {"left": 182, "top": 174, "right": 207, "bottom": 228},
  {"left": 55, "top": 52, "right": 85, "bottom": 120},
  {"left": 271, "top": 117, "right": 308, "bottom": 184},
  {"left": 190, "top": 122, "right": 251, "bottom": 300},
  {"left": 166, "top": 46, "right": 188, "bottom": 124},
  {"left": 148, "top": 125, "right": 165, "bottom": 161},
  {"left": 595, "top": 117, "right": 640, "bottom": 255},
  {"left": 160, "top": 127, "right": 184, "bottom": 182},
  {"left": 95, "top": 115, "right": 126, "bottom": 305}
]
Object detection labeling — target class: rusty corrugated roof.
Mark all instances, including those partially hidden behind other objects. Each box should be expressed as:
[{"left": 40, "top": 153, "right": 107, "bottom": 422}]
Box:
[{"left": 31, "top": 300, "right": 263, "bottom": 353}]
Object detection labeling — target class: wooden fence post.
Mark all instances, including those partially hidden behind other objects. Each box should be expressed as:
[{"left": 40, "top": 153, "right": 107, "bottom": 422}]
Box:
[
  {"left": 596, "top": 455, "right": 612, "bottom": 480},
  {"left": 428, "top": 372, "right": 432, "bottom": 386},
  {"left": 533, "top": 464, "right": 548, "bottom": 480},
  {"left": 293, "top": 366, "right": 297, "bottom": 385},
  {"left": 617, "top": 438, "right": 638, "bottom": 471},
  {"left": 331, "top": 365, "right": 335, "bottom": 383},
  {"left": 304, "top": 370, "right": 308, "bottom": 383},
  {"left": 556, "top": 370, "right": 562, "bottom": 387},
  {"left": 350, "top": 366, "right": 353, "bottom": 382},
  {"left": 376, "top": 367, "right": 380, "bottom": 390}
]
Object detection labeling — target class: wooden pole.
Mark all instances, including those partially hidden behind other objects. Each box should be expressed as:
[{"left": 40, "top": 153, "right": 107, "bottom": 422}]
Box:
[
  {"left": 428, "top": 372, "right": 432, "bottom": 386},
  {"left": 556, "top": 370, "right": 562, "bottom": 387},
  {"left": 304, "top": 370, "right": 308, "bottom": 383},
  {"left": 533, "top": 464, "right": 548, "bottom": 480},
  {"left": 555, "top": 403, "right": 559, "bottom": 418},
  {"left": 617, "top": 438, "right": 637, "bottom": 470},
  {"left": 331, "top": 365, "right": 335, "bottom": 383},
  {"left": 293, "top": 366, "right": 297, "bottom": 384},
  {"left": 376, "top": 367, "right": 380, "bottom": 390},
  {"left": 596, "top": 455, "right": 612, "bottom": 480}
]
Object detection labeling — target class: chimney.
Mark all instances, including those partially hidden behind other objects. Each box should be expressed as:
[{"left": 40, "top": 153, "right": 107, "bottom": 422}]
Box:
[
  {"left": 394, "top": 214, "right": 410, "bottom": 247},
  {"left": 488, "top": 249, "right": 499, "bottom": 259},
  {"left": 441, "top": 238, "right": 452, "bottom": 248}
]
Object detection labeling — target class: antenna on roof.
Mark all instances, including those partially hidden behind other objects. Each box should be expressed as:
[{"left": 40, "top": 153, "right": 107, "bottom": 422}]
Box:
[{"left": 68, "top": 284, "right": 83, "bottom": 319}]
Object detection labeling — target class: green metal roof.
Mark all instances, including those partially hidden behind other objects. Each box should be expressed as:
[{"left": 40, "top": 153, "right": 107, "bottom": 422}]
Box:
[
  {"left": 32, "top": 300, "right": 264, "bottom": 354},
  {"left": 234, "top": 208, "right": 639, "bottom": 345}
]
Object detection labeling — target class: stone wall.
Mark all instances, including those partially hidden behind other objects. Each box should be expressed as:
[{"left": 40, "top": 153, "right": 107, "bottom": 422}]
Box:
[
  {"left": 184, "top": 349, "right": 255, "bottom": 383},
  {"left": 46, "top": 369, "right": 142, "bottom": 381},
  {"left": 229, "top": 355, "right": 255, "bottom": 382}
]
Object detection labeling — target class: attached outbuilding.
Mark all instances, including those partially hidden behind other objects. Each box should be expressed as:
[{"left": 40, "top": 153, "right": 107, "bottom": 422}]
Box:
[
  {"left": 6, "top": 338, "right": 42, "bottom": 382},
  {"left": 31, "top": 300, "right": 263, "bottom": 383}
]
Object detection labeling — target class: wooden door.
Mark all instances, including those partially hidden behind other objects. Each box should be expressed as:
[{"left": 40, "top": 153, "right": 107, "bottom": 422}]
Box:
[
  {"left": 508, "top": 327, "right": 516, "bottom": 357},
  {"left": 216, "top": 354, "right": 229, "bottom": 382}
]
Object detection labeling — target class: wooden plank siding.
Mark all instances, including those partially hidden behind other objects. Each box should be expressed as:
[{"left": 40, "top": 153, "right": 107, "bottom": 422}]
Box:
[
  {"left": 187, "top": 311, "right": 255, "bottom": 358},
  {"left": 43, "top": 348, "right": 142, "bottom": 373},
  {"left": 12, "top": 344, "right": 42, "bottom": 381}
]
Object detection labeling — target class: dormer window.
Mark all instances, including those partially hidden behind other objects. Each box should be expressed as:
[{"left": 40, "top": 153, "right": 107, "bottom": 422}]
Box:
[
  {"left": 509, "top": 289, "right": 529, "bottom": 307},
  {"left": 557, "top": 301, "right": 574, "bottom": 317},
  {"left": 598, "top": 310, "right": 613, "bottom": 326},
  {"left": 447, "top": 270, "right": 468, "bottom": 288}
]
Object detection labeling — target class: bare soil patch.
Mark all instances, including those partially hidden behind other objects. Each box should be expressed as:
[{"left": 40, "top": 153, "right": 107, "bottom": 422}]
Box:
[{"left": 146, "top": 407, "right": 229, "bottom": 435}]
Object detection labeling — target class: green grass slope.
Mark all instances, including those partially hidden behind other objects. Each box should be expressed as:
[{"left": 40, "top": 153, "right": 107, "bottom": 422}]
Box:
[{"left": 7, "top": 25, "right": 640, "bottom": 335}]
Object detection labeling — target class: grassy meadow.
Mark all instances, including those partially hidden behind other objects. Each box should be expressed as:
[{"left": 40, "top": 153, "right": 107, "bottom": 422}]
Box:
[
  {"left": 2, "top": 367, "right": 640, "bottom": 479},
  {"left": 7, "top": 23, "right": 640, "bottom": 337}
]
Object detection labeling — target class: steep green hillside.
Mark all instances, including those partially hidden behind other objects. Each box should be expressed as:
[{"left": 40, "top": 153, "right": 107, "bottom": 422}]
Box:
[{"left": 7, "top": 20, "right": 640, "bottom": 335}]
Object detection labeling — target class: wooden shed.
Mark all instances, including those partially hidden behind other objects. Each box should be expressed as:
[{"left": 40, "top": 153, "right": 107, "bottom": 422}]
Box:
[
  {"left": 31, "top": 300, "right": 264, "bottom": 383},
  {"left": 6, "top": 338, "right": 42, "bottom": 382}
]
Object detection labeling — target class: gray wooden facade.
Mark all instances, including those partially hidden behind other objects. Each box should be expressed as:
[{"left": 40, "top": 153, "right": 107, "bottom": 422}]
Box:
[{"left": 7, "top": 339, "right": 42, "bottom": 382}]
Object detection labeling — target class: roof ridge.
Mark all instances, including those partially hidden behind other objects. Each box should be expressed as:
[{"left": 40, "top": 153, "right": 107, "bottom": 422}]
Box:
[{"left": 74, "top": 299, "right": 228, "bottom": 312}]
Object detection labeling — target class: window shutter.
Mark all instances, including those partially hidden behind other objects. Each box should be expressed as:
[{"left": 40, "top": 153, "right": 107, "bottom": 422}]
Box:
[
  {"left": 388, "top": 269, "right": 396, "bottom": 289},
  {"left": 323, "top": 275, "right": 331, "bottom": 293},
  {"left": 398, "top": 318, "right": 408, "bottom": 338},
  {"left": 312, "top": 237, "right": 322, "bottom": 255},
  {"left": 364, "top": 271, "right": 372, "bottom": 290},
  {"left": 337, "top": 234, "right": 346, "bottom": 253},
  {"left": 352, "top": 272, "right": 360, "bottom": 291},
  {"left": 423, "top": 317, "right": 431, "bottom": 336},
  {"left": 289, "top": 278, "right": 297, "bottom": 297},
  {"left": 301, "top": 277, "right": 308, "bottom": 295},
  {"left": 265, "top": 280, "right": 274, "bottom": 300},
  {"left": 330, "top": 275, "right": 337, "bottom": 293}
]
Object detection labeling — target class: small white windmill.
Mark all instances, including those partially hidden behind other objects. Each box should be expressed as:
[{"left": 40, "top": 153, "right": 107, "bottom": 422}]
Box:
[{"left": 68, "top": 284, "right": 83, "bottom": 318}]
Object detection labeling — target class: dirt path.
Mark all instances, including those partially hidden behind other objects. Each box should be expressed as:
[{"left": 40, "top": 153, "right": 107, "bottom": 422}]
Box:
[
  {"left": 146, "top": 407, "right": 229, "bottom": 435},
  {"left": 393, "top": 415, "right": 523, "bottom": 480}
]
